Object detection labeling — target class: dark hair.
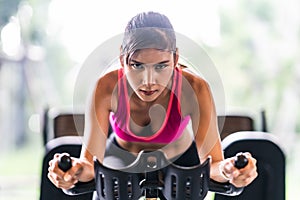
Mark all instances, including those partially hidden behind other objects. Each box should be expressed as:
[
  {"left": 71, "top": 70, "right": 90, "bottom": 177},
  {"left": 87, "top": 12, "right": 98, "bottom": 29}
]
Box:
[
  {"left": 121, "top": 11, "right": 176, "bottom": 56},
  {"left": 125, "top": 11, "right": 174, "bottom": 31}
]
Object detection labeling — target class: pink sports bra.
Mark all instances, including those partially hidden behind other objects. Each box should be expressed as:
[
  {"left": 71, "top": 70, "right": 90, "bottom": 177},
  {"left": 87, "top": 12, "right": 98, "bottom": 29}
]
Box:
[{"left": 109, "top": 67, "right": 191, "bottom": 144}]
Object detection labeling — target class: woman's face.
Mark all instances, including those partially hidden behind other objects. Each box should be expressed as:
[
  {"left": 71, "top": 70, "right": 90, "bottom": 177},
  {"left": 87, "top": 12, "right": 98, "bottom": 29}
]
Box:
[{"left": 123, "top": 48, "right": 177, "bottom": 102}]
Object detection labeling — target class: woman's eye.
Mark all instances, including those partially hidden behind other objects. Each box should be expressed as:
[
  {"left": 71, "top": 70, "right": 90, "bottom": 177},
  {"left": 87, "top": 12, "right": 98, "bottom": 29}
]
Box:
[
  {"left": 155, "top": 64, "right": 168, "bottom": 69},
  {"left": 130, "top": 63, "right": 144, "bottom": 69}
]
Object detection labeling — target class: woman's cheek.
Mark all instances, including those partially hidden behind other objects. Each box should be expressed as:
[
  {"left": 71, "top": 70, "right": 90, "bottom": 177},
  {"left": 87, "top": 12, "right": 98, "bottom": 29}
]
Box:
[
  {"left": 156, "top": 70, "right": 173, "bottom": 87},
  {"left": 126, "top": 72, "right": 142, "bottom": 89}
]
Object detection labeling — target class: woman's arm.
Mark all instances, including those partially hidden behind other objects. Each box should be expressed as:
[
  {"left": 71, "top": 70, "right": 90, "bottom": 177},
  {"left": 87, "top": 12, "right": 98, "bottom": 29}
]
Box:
[
  {"left": 81, "top": 72, "right": 116, "bottom": 163},
  {"left": 186, "top": 73, "right": 257, "bottom": 187},
  {"left": 48, "top": 70, "right": 118, "bottom": 189},
  {"left": 187, "top": 75, "right": 224, "bottom": 178}
]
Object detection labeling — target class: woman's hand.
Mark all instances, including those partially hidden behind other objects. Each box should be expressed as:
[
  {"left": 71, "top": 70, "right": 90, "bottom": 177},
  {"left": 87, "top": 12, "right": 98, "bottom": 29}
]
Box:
[
  {"left": 47, "top": 153, "right": 94, "bottom": 190},
  {"left": 219, "top": 152, "right": 258, "bottom": 188}
]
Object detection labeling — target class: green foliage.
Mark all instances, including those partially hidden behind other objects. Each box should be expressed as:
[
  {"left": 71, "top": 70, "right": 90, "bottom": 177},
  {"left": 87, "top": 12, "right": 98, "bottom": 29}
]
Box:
[
  {"left": 240, "top": 0, "right": 275, "bottom": 22},
  {"left": 207, "top": 0, "right": 300, "bottom": 133}
]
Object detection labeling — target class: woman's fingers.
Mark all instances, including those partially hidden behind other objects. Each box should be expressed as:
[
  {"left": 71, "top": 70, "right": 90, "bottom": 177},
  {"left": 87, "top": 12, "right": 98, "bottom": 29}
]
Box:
[
  {"left": 47, "top": 172, "right": 76, "bottom": 189},
  {"left": 63, "top": 160, "right": 83, "bottom": 182},
  {"left": 219, "top": 152, "right": 258, "bottom": 187},
  {"left": 231, "top": 152, "right": 258, "bottom": 187},
  {"left": 47, "top": 153, "right": 81, "bottom": 189}
]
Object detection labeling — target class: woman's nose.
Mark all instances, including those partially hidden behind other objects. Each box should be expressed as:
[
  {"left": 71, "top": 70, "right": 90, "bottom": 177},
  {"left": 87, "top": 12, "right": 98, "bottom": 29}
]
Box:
[{"left": 143, "top": 67, "right": 155, "bottom": 85}]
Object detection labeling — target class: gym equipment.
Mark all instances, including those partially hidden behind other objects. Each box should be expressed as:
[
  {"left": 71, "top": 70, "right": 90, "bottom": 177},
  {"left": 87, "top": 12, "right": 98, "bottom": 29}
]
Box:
[
  {"left": 59, "top": 150, "right": 247, "bottom": 200},
  {"left": 214, "top": 131, "right": 285, "bottom": 200},
  {"left": 39, "top": 136, "right": 94, "bottom": 200}
]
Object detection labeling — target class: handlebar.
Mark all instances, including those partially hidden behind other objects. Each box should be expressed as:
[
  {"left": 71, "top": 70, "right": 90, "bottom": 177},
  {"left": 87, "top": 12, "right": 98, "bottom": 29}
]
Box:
[
  {"left": 57, "top": 154, "right": 96, "bottom": 195},
  {"left": 58, "top": 152, "right": 248, "bottom": 199},
  {"left": 58, "top": 155, "right": 72, "bottom": 172},
  {"left": 209, "top": 153, "right": 247, "bottom": 196},
  {"left": 235, "top": 153, "right": 248, "bottom": 169}
]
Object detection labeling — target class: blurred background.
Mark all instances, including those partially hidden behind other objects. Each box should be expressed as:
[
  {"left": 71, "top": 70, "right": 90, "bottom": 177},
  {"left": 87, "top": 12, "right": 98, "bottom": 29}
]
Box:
[{"left": 0, "top": 0, "right": 299, "bottom": 199}]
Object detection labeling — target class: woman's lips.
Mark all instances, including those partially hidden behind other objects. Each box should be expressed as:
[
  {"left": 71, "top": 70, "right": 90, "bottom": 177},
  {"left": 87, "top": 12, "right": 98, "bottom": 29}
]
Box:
[{"left": 140, "top": 89, "right": 157, "bottom": 96}]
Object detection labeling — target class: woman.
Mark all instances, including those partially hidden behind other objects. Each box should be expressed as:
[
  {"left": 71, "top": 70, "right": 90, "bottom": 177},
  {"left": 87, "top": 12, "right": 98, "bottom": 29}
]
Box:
[{"left": 48, "top": 11, "right": 257, "bottom": 195}]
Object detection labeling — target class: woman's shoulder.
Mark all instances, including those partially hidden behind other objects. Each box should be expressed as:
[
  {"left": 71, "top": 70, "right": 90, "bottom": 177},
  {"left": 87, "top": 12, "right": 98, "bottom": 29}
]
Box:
[
  {"left": 95, "top": 68, "right": 119, "bottom": 96},
  {"left": 180, "top": 66, "right": 209, "bottom": 91},
  {"left": 179, "top": 66, "right": 213, "bottom": 115}
]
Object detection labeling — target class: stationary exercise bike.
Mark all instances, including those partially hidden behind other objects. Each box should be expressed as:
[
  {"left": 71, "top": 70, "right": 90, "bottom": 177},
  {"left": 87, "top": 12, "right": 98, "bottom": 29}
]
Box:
[{"left": 58, "top": 150, "right": 248, "bottom": 200}]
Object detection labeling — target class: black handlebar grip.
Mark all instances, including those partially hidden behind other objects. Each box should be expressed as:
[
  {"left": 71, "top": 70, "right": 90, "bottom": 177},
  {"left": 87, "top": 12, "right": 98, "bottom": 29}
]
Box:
[
  {"left": 58, "top": 155, "right": 72, "bottom": 172},
  {"left": 234, "top": 153, "right": 248, "bottom": 169}
]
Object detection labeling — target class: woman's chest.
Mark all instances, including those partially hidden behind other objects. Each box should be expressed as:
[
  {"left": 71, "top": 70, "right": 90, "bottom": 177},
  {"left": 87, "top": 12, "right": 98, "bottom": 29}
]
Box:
[{"left": 129, "top": 104, "right": 167, "bottom": 136}]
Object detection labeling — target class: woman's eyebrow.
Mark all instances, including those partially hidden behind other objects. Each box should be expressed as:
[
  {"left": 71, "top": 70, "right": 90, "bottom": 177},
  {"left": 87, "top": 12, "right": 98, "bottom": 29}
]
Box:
[
  {"left": 130, "top": 59, "right": 144, "bottom": 64},
  {"left": 156, "top": 60, "right": 170, "bottom": 64},
  {"left": 130, "top": 59, "right": 170, "bottom": 64}
]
